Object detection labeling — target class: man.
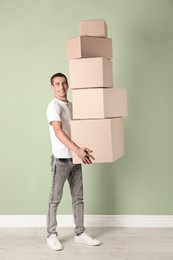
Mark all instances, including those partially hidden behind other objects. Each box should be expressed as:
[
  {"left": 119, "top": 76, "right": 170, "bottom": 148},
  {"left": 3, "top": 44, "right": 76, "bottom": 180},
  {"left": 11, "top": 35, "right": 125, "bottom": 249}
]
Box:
[{"left": 46, "top": 72, "right": 101, "bottom": 250}]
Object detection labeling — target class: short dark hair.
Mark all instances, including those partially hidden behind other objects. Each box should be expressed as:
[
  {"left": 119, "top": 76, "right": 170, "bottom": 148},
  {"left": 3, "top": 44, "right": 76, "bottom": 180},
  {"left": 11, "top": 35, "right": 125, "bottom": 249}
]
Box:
[{"left": 50, "top": 72, "right": 68, "bottom": 86}]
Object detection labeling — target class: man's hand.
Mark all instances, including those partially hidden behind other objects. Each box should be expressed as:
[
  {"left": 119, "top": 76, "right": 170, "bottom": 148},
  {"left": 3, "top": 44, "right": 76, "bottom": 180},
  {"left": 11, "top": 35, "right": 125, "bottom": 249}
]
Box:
[
  {"left": 50, "top": 121, "right": 95, "bottom": 164},
  {"left": 76, "top": 147, "right": 95, "bottom": 164}
]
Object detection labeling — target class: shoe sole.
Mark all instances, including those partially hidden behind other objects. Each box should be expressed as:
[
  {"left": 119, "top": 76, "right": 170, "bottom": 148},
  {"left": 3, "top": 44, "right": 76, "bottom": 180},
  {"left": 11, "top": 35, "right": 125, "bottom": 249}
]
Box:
[
  {"left": 75, "top": 239, "right": 101, "bottom": 246},
  {"left": 47, "top": 246, "right": 63, "bottom": 251},
  {"left": 47, "top": 242, "right": 63, "bottom": 251}
]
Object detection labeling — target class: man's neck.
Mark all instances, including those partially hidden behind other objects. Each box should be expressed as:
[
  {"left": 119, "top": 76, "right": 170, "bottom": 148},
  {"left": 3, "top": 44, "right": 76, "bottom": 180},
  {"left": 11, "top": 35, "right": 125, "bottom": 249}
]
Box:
[{"left": 55, "top": 96, "right": 68, "bottom": 102}]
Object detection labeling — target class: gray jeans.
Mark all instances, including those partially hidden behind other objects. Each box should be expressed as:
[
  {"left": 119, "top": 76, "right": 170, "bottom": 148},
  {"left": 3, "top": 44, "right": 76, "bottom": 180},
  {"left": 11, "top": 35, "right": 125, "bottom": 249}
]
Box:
[{"left": 47, "top": 155, "right": 85, "bottom": 236}]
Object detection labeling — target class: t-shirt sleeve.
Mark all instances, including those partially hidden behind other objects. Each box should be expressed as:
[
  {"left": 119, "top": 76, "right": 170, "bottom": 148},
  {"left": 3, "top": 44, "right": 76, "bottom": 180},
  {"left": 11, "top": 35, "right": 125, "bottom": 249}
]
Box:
[{"left": 46, "top": 102, "right": 62, "bottom": 124}]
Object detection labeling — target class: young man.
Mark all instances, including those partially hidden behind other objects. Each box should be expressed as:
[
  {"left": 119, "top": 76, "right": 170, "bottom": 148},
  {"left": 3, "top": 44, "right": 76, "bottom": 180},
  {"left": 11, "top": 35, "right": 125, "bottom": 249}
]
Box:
[{"left": 46, "top": 72, "right": 101, "bottom": 250}]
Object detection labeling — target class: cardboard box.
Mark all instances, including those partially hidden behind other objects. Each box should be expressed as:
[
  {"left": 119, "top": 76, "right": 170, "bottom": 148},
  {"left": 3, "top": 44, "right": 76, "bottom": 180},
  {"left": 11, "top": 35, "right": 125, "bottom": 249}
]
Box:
[
  {"left": 72, "top": 88, "right": 128, "bottom": 119},
  {"left": 79, "top": 19, "right": 107, "bottom": 37},
  {"left": 71, "top": 118, "right": 124, "bottom": 163},
  {"left": 69, "top": 57, "right": 113, "bottom": 89},
  {"left": 66, "top": 36, "right": 112, "bottom": 60}
]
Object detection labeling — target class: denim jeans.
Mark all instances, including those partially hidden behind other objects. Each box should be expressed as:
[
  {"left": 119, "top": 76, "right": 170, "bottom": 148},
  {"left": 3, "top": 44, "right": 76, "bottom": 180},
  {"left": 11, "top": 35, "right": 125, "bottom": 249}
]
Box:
[{"left": 47, "top": 155, "right": 85, "bottom": 236}]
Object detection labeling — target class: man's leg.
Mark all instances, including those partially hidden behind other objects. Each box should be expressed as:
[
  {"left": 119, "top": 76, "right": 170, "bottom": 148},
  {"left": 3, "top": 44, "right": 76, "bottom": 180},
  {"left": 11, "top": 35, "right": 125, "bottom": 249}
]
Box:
[
  {"left": 68, "top": 163, "right": 85, "bottom": 236},
  {"left": 47, "top": 157, "right": 69, "bottom": 236},
  {"left": 68, "top": 162, "right": 101, "bottom": 246}
]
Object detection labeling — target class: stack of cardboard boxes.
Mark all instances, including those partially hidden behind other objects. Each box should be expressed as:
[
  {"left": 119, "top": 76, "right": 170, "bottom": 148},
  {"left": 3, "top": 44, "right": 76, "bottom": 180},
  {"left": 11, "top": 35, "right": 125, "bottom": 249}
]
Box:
[{"left": 66, "top": 19, "right": 128, "bottom": 164}]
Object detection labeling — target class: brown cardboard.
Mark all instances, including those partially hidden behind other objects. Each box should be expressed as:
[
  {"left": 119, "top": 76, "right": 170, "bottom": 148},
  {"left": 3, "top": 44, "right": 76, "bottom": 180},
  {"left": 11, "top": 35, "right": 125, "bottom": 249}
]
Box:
[
  {"left": 72, "top": 88, "right": 128, "bottom": 119},
  {"left": 71, "top": 118, "right": 124, "bottom": 164},
  {"left": 69, "top": 57, "right": 113, "bottom": 89},
  {"left": 79, "top": 19, "right": 107, "bottom": 37},
  {"left": 66, "top": 36, "right": 112, "bottom": 60}
]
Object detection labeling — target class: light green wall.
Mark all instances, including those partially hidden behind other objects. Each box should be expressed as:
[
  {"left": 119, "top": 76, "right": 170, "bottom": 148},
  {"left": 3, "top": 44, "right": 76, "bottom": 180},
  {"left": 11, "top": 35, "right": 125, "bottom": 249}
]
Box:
[{"left": 0, "top": 0, "right": 173, "bottom": 215}]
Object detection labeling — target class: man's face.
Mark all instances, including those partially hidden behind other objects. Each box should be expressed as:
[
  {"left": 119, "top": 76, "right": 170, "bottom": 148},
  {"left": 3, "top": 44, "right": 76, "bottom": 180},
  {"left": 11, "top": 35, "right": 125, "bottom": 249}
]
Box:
[{"left": 51, "top": 76, "right": 68, "bottom": 101}]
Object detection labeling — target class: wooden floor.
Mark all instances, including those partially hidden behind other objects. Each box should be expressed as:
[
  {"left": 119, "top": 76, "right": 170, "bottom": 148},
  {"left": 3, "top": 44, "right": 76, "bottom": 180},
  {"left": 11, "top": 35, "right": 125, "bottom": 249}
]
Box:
[{"left": 1, "top": 227, "right": 173, "bottom": 260}]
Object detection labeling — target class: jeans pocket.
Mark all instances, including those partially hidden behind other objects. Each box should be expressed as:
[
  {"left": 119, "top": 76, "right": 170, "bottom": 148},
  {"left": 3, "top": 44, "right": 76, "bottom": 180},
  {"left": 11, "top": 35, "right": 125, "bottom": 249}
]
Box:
[{"left": 50, "top": 155, "right": 54, "bottom": 172}]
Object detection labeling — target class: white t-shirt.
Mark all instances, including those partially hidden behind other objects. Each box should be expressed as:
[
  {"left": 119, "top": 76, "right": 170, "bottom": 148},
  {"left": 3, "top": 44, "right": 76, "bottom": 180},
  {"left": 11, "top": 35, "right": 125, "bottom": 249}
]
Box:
[{"left": 46, "top": 98, "right": 72, "bottom": 158}]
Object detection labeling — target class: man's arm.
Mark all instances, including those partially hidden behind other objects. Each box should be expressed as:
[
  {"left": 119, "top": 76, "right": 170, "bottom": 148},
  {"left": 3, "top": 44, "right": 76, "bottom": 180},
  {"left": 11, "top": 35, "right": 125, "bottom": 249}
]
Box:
[{"left": 50, "top": 121, "right": 95, "bottom": 164}]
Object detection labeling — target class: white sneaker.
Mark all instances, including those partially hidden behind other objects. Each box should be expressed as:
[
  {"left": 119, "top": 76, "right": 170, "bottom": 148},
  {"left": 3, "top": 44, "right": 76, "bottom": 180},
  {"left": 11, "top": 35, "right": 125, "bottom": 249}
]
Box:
[
  {"left": 75, "top": 232, "right": 101, "bottom": 246},
  {"left": 47, "top": 234, "right": 63, "bottom": 251}
]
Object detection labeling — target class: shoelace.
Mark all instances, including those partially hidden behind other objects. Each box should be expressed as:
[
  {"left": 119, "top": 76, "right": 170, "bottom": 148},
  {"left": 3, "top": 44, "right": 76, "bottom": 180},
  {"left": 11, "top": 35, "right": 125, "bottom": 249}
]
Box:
[
  {"left": 51, "top": 235, "right": 58, "bottom": 244},
  {"left": 82, "top": 232, "right": 93, "bottom": 240}
]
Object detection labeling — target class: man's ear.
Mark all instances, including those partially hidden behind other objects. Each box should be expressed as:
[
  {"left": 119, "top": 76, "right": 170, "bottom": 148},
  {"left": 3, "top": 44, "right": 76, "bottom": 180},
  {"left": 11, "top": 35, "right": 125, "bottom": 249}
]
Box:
[{"left": 50, "top": 84, "right": 54, "bottom": 90}]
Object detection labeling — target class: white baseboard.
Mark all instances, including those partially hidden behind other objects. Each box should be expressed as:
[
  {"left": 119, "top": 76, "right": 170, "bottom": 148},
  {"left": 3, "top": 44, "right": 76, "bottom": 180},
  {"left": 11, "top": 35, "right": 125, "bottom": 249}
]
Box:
[{"left": 0, "top": 215, "right": 173, "bottom": 228}]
